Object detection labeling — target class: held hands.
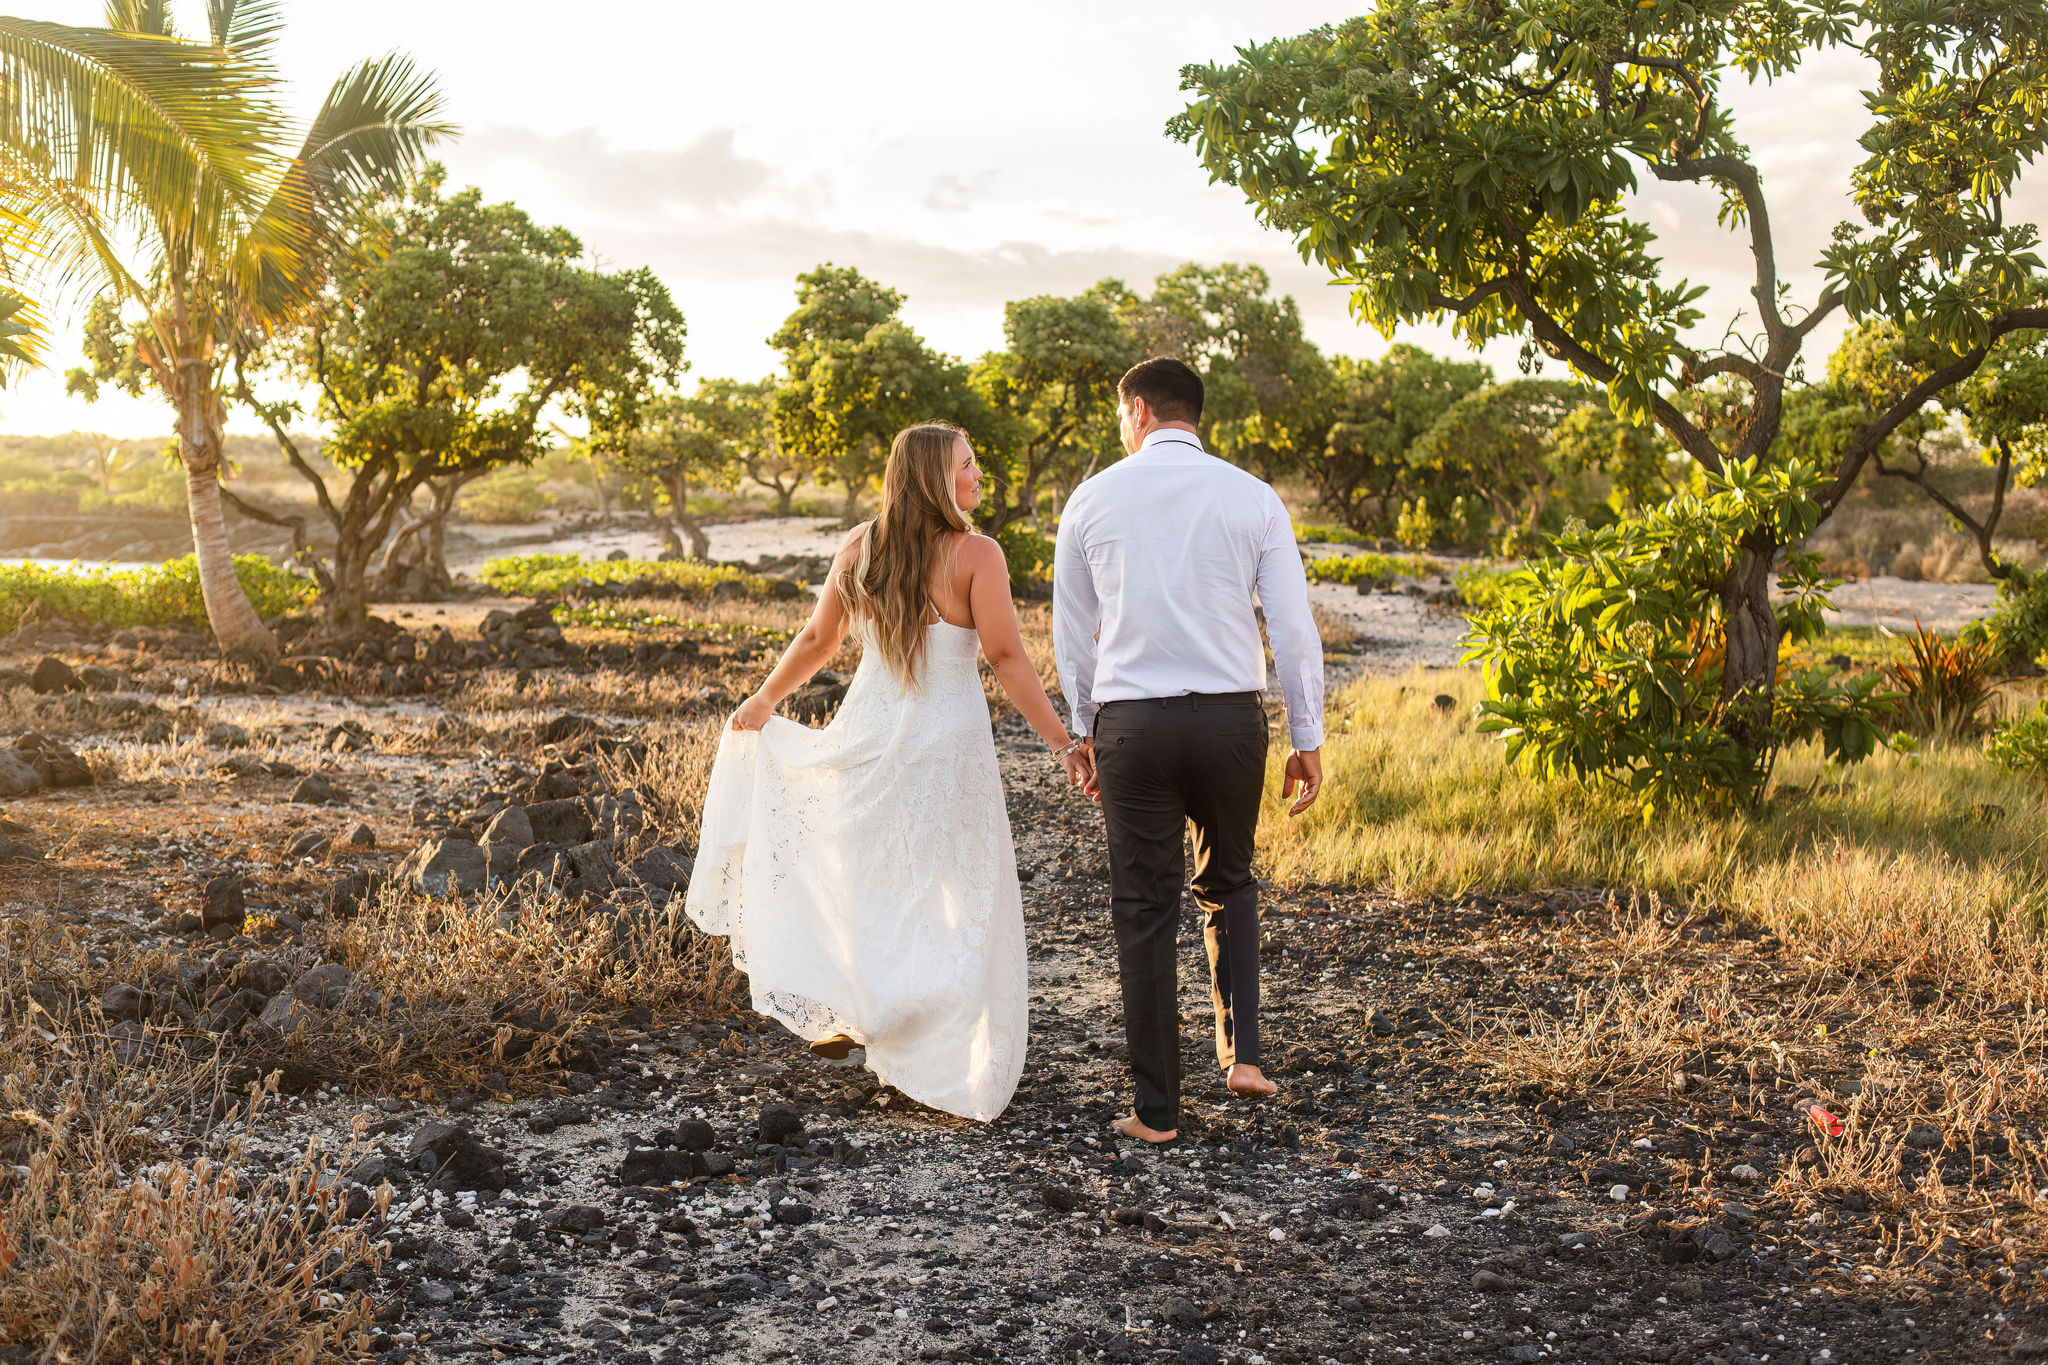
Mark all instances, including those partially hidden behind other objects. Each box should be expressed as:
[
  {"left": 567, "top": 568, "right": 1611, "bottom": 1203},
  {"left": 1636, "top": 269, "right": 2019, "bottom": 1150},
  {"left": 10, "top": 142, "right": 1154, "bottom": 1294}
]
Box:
[
  {"left": 729, "top": 692, "right": 776, "bottom": 732},
  {"left": 1058, "top": 738, "right": 1098, "bottom": 801},
  {"left": 1282, "top": 747, "right": 1323, "bottom": 817}
]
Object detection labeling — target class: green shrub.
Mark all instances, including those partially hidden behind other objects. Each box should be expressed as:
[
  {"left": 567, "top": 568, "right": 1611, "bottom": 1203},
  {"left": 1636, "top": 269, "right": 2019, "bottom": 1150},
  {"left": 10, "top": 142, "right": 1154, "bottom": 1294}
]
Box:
[
  {"left": 993, "top": 522, "right": 1055, "bottom": 593},
  {"left": 1393, "top": 498, "right": 1438, "bottom": 550},
  {"left": 1988, "top": 702, "right": 2048, "bottom": 780},
  {"left": 1464, "top": 460, "right": 1896, "bottom": 817},
  {"left": 1303, "top": 552, "right": 1436, "bottom": 586},
  {"left": 1964, "top": 573, "right": 2048, "bottom": 670},
  {"left": 459, "top": 467, "right": 558, "bottom": 524},
  {"left": 1452, "top": 563, "right": 1514, "bottom": 610},
  {"left": 1293, "top": 523, "right": 1359, "bottom": 544},
  {"left": 477, "top": 553, "right": 764, "bottom": 599},
  {"left": 0, "top": 555, "right": 316, "bottom": 634}
]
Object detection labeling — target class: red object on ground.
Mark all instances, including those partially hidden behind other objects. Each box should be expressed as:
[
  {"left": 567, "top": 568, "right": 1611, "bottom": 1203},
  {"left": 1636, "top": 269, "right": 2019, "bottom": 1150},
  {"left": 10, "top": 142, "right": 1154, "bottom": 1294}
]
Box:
[{"left": 1808, "top": 1105, "right": 1844, "bottom": 1137}]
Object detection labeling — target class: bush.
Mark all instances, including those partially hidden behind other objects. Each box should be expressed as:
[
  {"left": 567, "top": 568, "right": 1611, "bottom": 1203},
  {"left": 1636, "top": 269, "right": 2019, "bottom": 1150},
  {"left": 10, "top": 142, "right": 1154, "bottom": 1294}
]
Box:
[
  {"left": 0, "top": 556, "right": 316, "bottom": 634},
  {"left": 1293, "top": 523, "right": 1358, "bottom": 544},
  {"left": 1453, "top": 563, "right": 1515, "bottom": 610},
  {"left": 1965, "top": 573, "right": 2048, "bottom": 669},
  {"left": 1304, "top": 552, "right": 1436, "bottom": 586},
  {"left": 1988, "top": 702, "right": 2048, "bottom": 780},
  {"left": 1886, "top": 623, "right": 2002, "bottom": 742},
  {"left": 1464, "top": 460, "right": 1896, "bottom": 817},
  {"left": 477, "top": 553, "right": 764, "bottom": 599},
  {"left": 993, "top": 522, "right": 1055, "bottom": 594},
  {"left": 459, "top": 467, "right": 558, "bottom": 524}
]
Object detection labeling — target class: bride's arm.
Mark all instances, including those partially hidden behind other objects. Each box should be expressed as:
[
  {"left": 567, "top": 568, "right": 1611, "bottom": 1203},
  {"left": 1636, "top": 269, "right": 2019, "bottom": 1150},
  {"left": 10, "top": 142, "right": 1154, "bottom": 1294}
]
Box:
[
  {"left": 729, "top": 537, "right": 858, "bottom": 731},
  {"left": 961, "top": 536, "right": 1092, "bottom": 786}
]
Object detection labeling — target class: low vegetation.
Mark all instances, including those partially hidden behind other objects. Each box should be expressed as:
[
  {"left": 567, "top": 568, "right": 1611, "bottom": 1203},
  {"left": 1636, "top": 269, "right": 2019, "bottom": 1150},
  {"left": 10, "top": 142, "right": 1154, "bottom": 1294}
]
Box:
[
  {"left": 0, "top": 556, "right": 316, "bottom": 635},
  {"left": 1265, "top": 667, "right": 2048, "bottom": 1001},
  {"left": 476, "top": 553, "right": 765, "bottom": 599},
  {"left": 1302, "top": 551, "right": 1437, "bottom": 586}
]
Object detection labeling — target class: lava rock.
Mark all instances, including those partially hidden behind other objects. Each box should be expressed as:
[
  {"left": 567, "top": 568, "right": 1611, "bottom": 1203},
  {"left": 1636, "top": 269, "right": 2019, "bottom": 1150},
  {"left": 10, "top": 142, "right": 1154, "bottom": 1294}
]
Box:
[
  {"left": 1040, "top": 1185, "right": 1084, "bottom": 1213},
  {"left": 525, "top": 797, "right": 593, "bottom": 845},
  {"left": 199, "top": 876, "right": 247, "bottom": 934},
  {"left": 409, "top": 1122, "right": 511, "bottom": 1193},
  {"left": 343, "top": 821, "right": 376, "bottom": 849},
  {"left": 99, "top": 983, "right": 145, "bottom": 1021},
  {"left": 0, "top": 750, "right": 41, "bottom": 798},
  {"left": 632, "top": 845, "right": 695, "bottom": 891},
  {"left": 400, "top": 835, "right": 493, "bottom": 897},
  {"left": 544, "top": 1204, "right": 607, "bottom": 1235},
  {"left": 758, "top": 1103, "right": 804, "bottom": 1145},
  {"left": 290, "top": 773, "right": 341, "bottom": 805},
  {"left": 619, "top": 1148, "right": 696, "bottom": 1186},
  {"left": 670, "top": 1118, "right": 716, "bottom": 1151},
  {"left": 1472, "top": 1268, "right": 1511, "bottom": 1292},
  {"left": 772, "top": 1201, "right": 815, "bottom": 1226},
  {"left": 285, "top": 830, "right": 332, "bottom": 860},
  {"left": 29, "top": 656, "right": 78, "bottom": 694},
  {"left": 482, "top": 804, "right": 534, "bottom": 849},
  {"left": 290, "top": 963, "right": 354, "bottom": 1007}
]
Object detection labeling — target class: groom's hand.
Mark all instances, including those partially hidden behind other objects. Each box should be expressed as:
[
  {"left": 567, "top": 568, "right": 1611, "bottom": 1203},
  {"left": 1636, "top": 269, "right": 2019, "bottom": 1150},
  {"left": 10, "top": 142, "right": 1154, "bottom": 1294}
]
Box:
[
  {"left": 1060, "top": 739, "right": 1099, "bottom": 802},
  {"left": 1283, "top": 748, "right": 1323, "bottom": 816}
]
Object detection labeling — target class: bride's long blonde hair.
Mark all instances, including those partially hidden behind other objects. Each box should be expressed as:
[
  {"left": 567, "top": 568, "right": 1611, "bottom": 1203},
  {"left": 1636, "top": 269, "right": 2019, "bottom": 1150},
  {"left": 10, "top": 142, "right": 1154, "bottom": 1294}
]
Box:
[{"left": 837, "top": 421, "right": 973, "bottom": 686}]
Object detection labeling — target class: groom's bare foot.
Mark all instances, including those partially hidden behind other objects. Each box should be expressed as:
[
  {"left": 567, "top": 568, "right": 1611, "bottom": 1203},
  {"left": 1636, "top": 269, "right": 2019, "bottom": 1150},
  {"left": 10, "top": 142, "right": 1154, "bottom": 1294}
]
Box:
[
  {"left": 1226, "top": 1064, "right": 1278, "bottom": 1098},
  {"left": 1111, "top": 1113, "right": 1178, "bottom": 1144}
]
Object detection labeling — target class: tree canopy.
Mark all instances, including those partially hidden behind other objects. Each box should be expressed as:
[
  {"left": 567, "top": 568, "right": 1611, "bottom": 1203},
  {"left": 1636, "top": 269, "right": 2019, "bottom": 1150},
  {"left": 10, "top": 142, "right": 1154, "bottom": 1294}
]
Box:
[
  {"left": 1173, "top": 0, "right": 2048, "bottom": 700},
  {"left": 239, "top": 171, "right": 685, "bottom": 623}
]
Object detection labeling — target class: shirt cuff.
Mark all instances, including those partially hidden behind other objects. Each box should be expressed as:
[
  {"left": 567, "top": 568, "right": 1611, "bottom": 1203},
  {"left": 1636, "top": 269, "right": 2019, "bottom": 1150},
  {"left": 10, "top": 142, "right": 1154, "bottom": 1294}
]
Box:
[
  {"left": 1288, "top": 720, "right": 1324, "bottom": 751},
  {"left": 1072, "top": 701, "right": 1096, "bottom": 739}
]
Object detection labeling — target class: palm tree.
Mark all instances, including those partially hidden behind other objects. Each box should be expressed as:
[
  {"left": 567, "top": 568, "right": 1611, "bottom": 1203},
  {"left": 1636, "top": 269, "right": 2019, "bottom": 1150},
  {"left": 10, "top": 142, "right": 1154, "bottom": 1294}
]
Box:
[
  {"left": 34, "top": 2, "right": 452, "bottom": 659},
  {"left": 0, "top": 9, "right": 286, "bottom": 377}
]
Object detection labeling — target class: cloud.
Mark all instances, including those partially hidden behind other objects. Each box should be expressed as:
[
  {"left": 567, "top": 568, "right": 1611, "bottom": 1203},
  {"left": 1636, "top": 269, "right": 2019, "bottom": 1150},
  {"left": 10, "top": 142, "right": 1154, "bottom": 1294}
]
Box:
[
  {"left": 923, "top": 171, "right": 996, "bottom": 214},
  {"left": 453, "top": 125, "right": 780, "bottom": 217}
]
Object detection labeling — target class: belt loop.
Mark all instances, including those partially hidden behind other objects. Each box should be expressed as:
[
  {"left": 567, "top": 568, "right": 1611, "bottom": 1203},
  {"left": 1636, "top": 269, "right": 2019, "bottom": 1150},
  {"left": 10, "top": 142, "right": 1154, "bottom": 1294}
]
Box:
[{"left": 1191, "top": 694, "right": 1201, "bottom": 712}]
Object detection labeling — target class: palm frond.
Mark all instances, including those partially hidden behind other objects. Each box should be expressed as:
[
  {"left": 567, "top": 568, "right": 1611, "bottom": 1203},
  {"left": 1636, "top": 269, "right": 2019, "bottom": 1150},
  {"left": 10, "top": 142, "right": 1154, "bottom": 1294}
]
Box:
[
  {"left": 103, "top": 0, "right": 174, "bottom": 39},
  {"left": 205, "top": 0, "right": 282, "bottom": 60},
  {"left": 239, "top": 52, "right": 452, "bottom": 323},
  {"left": 0, "top": 19, "right": 285, "bottom": 240}
]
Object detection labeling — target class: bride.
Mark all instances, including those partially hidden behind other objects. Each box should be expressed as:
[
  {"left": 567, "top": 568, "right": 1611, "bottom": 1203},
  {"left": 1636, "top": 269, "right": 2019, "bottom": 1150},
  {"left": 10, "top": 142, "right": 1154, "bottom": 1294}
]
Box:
[{"left": 683, "top": 421, "right": 1093, "bottom": 1122}]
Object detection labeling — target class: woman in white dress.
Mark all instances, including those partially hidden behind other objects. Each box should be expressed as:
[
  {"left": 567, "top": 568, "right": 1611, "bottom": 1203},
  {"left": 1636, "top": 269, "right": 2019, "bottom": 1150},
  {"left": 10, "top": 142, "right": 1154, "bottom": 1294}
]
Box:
[{"left": 683, "top": 422, "right": 1093, "bottom": 1122}]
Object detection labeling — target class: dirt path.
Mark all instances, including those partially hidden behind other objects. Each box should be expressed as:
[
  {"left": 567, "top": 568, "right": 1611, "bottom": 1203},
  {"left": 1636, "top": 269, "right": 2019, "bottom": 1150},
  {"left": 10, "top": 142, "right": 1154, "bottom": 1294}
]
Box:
[{"left": 2, "top": 618, "right": 2029, "bottom": 1364}]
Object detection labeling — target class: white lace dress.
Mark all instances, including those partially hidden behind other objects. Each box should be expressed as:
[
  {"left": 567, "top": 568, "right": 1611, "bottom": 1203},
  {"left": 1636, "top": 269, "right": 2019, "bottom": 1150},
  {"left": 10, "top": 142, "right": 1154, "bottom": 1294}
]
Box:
[{"left": 683, "top": 620, "right": 1028, "bottom": 1122}]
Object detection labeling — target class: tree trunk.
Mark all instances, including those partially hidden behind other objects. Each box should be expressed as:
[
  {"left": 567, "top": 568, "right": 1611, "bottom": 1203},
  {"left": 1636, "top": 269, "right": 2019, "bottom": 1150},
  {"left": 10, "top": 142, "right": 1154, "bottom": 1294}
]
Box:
[
  {"left": 175, "top": 369, "right": 278, "bottom": 661},
  {"left": 774, "top": 482, "right": 795, "bottom": 516},
  {"left": 1718, "top": 529, "right": 1780, "bottom": 757},
  {"left": 668, "top": 472, "right": 709, "bottom": 559},
  {"left": 840, "top": 479, "right": 862, "bottom": 527},
  {"left": 327, "top": 526, "right": 373, "bottom": 630}
]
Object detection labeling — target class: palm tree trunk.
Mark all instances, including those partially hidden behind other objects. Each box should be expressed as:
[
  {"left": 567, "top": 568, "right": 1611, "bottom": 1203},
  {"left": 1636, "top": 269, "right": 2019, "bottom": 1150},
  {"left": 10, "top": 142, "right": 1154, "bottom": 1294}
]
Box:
[{"left": 176, "top": 369, "right": 278, "bottom": 661}]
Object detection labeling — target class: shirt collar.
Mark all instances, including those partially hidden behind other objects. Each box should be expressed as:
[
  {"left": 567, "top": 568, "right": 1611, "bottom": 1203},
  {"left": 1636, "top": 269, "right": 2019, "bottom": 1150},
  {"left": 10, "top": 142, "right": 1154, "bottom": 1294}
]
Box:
[{"left": 1133, "top": 429, "right": 1207, "bottom": 460}]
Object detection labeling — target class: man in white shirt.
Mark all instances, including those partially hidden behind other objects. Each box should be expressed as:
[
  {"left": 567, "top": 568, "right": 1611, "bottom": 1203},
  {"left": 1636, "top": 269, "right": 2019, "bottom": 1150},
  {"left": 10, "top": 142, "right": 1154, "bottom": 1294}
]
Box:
[{"left": 1053, "top": 356, "right": 1326, "bottom": 1145}]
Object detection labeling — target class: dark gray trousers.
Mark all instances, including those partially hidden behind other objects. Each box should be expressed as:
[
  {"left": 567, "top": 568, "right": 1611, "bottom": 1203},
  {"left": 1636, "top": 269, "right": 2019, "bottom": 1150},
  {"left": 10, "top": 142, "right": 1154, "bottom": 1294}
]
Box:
[{"left": 1092, "top": 692, "right": 1267, "bottom": 1133}]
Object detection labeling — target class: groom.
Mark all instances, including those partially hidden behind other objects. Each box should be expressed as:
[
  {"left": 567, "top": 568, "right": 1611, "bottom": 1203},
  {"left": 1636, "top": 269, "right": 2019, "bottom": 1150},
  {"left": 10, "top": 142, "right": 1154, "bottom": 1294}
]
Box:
[{"left": 1053, "top": 356, "right": 1326, "bottom": 1144}]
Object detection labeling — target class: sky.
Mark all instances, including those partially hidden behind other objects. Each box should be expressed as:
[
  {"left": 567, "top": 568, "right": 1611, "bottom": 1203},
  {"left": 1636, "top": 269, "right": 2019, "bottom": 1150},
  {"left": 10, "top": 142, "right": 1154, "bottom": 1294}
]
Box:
[{"left": 7, "top": 0, "right": 2043, "bottom": 440}]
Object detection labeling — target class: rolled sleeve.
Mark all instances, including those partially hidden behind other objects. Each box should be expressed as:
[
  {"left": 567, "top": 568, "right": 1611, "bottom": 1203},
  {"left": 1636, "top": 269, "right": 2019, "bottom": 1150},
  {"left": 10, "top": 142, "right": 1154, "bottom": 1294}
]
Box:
[
  {"left": 1255, "top": 496, "right": 1326, "bottom": 750},
  {"left": 1052, "top": 504, "right": 1101, "bottom": 737}
]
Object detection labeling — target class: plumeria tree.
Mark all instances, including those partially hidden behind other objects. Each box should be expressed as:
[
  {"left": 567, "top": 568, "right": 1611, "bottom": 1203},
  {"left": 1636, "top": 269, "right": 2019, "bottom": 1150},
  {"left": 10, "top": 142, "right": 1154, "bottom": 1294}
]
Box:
[{"left": 1173, "top": 0, "right": 2048, "bottom": 738}]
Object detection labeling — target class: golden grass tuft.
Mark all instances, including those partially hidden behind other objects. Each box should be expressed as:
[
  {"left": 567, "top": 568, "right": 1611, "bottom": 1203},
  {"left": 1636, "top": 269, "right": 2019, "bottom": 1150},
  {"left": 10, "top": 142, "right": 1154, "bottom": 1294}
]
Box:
[
  {"left": 0, "top": 920, "right": 382, "bottom": 1364},
  {"left": 1266, "top": 668, "right": 2048, "bottom": 1002}
]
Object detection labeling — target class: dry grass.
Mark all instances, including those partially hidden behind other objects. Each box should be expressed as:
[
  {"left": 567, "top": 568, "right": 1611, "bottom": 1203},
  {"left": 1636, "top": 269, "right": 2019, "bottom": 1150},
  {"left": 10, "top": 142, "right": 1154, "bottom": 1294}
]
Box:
[
  {"left": 1266, "top": 668, "right": 2048, "bottom": 1004},
  {"left": 0, "top": 919, "right": 383, "bottom": 1364}
]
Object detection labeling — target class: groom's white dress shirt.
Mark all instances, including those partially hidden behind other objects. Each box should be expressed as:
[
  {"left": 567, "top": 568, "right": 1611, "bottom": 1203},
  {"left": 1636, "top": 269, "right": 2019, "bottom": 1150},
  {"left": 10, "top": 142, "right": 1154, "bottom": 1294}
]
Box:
[{"left": 1052, "top": 429, "right": 1326, "bottom": 751}]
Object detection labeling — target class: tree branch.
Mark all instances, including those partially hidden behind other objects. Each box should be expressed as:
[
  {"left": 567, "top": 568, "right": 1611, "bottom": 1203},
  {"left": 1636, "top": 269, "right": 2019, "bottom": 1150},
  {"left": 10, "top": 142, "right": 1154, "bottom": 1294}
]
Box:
[
  {"left": 1649, "top": 154, "right": 1785, "bottom": 345},
  {"left": 1822, "top": 307, "right": 2048, "bottom": 513},
  {"left": 1498, "top": 278, "right": 1726, "bottom": 470}
]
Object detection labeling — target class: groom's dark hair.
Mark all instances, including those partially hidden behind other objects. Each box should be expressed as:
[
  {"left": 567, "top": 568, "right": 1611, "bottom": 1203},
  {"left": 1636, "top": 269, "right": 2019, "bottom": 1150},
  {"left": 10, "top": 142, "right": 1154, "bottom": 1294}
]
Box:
[{"left": 1118, "top": 356, "right": 1203, "bottom": 424}]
